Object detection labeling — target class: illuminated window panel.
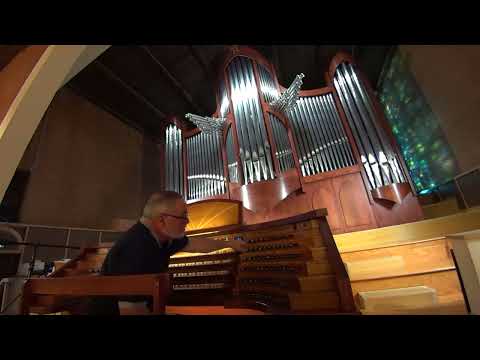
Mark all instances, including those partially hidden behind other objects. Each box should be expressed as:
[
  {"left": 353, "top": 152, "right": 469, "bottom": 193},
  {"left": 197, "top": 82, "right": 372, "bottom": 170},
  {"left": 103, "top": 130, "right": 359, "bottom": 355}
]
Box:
[{"left": 378, "top": 49, "right": 459, "bottom": 194}]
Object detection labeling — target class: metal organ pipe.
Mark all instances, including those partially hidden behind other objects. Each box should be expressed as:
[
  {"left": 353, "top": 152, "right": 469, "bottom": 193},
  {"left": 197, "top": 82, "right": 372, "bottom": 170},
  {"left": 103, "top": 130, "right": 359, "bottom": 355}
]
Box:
[
  {"left": 323, "top": 95, "right": 356, "bottom": 167},
  {"left": 258, "top": 63, "right": 279, "bottom": 104},
  {"left": 226, "top": 127, "right": 238, "bottom": 183},
  {"left": 269, "top": 114, "right": 295, "bottom": 172},
  {"left": 244, "top": 59, "right": 275, "bottom": 181},
  {"left": 334, "top": 76, "right": 377, "bottom": 189},
  {"left": 333, "top": 62, "right": 405, "bottom": 190},
  {"left": 339, "top": 65, "right": 388, "bottom": 184},
  {"left": 227, "top": 57, "right": 274, "bottom": 184},
  {"left": 186, "top": 131, "right": 226, "bottom": 201},
  {"left": 287, "top": 105, "right": 310, "bottom": 176},
  {"left": 165, "top": 125, "right": 171, "bottom": 191},
  {"left": 165, "top": 124, "right": 184, "bottom": 196},
  {"left": 302, "top": 97, "right": 331, "bottom": 172},
  {"left": 291, "top": 103, "right": 317, "bottom": 174},
  {"left": 308, "top": 96, "right": 341, "bottom": 170},
  {"left": 218, "top": 79, "right": 230, "bottom": 119},
  {"left": 313, "top": 96, "right": 344, "bottom": 168},
  {"left": 292, "top": 98, "right": 321, "bottom": 174},
  {"left": 236, "top": 58, "right": 262, "bottom": 182},
  {"left": 178, "top": 127, "right": 183, "bottom": 195},
  {"left": 286, "top": 93, "right": 356, "bottom": 177},
  {"left": 228, "top": 61, "right": 251, "bottom": 184},
  {"left": 345, "top": 64, "right": 406, "bottom": 184}
]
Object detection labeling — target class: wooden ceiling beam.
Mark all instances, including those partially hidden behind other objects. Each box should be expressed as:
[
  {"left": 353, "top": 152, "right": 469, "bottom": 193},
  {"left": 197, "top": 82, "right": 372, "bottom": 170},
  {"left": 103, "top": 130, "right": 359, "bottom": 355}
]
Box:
[
  {"left": 140, "top": 45, "right": 205, "bottom": 115},
  {"left": 94, "top": 60, "right": 167, "bottom": 121},
  {"left": 188, "top": 45, "right": 215, "bottom": 85}
]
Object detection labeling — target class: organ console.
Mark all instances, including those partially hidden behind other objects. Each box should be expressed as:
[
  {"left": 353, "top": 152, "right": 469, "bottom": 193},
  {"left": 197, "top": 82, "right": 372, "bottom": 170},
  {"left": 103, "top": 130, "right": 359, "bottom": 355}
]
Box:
[{"left": 21, "top": 209, "right": 357, "bottom": 315}]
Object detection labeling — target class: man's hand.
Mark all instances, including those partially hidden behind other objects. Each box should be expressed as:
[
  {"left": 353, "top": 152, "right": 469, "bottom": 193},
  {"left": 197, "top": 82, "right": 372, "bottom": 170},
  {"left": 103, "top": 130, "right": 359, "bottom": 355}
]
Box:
[{"left": 184, "top": 236, "right": 247, "bottom": 253}]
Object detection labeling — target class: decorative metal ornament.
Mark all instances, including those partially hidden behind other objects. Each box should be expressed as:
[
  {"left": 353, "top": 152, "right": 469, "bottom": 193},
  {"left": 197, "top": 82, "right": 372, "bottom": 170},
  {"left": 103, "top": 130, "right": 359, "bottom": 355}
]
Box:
[
  {"left": 270, "top": 73, "right": 305, "bottom": 114},
  {"left": 185, "top": 113, "right": 226, "bottom": 135}
]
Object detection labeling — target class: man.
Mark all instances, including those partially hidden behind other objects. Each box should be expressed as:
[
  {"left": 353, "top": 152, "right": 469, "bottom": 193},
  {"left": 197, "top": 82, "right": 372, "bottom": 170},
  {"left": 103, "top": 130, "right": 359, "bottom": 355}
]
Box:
[{"left": 88, "top": 191, "right": 240, "bottom": 315}]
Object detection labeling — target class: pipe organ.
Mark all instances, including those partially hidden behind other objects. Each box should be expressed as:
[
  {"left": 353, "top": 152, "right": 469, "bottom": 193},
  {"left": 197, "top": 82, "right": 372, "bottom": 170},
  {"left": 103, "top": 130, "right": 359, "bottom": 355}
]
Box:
[{"left": 164, "top": 47, "right": 423, "bottom": 233}]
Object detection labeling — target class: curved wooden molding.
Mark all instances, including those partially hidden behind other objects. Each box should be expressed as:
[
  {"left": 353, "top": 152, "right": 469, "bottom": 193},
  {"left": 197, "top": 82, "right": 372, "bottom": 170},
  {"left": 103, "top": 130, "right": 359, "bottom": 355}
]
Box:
[
  {"left": 298, "top": 86, "right": 334, "bottom": 98},
  {"left": 230, "top": 169, "right": 301, "bottom": 213},
  {"left": 371, "top": 183, "right": 412, "bottom": 204},
  {"left": 328, "top": 52, "right": 354, "bottom": 84}
]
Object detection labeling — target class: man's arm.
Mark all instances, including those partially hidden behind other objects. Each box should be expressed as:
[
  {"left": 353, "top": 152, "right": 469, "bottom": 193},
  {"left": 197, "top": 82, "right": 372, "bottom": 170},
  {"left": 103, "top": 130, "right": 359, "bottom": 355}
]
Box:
[{"left": 180, "top": 235, "right": 246, "bottom": 253}]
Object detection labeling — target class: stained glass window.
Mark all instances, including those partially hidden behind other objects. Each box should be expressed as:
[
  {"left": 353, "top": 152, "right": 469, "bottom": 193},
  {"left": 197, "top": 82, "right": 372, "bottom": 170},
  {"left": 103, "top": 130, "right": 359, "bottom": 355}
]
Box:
[{"left": 378, "top": 48, "right": 458, "bottom": 194}]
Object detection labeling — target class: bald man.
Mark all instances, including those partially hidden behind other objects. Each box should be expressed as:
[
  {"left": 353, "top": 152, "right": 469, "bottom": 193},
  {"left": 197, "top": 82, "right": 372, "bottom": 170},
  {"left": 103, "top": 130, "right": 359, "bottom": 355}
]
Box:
[{"left": 88, "top": 191, "right": 241, "bottom": 315}]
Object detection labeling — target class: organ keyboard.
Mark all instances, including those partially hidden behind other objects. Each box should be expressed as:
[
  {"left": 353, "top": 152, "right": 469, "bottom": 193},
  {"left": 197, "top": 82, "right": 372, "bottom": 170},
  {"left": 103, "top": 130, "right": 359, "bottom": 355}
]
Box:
[{"left": 167, "top": 248, "right": 238, "bottom": 305}]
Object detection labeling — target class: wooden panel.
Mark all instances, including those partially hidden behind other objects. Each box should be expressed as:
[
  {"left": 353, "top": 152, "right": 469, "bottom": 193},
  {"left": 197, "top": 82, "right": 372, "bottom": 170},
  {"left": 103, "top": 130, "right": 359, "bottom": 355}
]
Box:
[
  {"left": 422, "top": 198, "right": 460, "bottom": 219},
  {"left": 27, "top": 274, "right": 169, "bottom": 296},
  {"left": 298, "top": 275, "right": 337, "bottom": 292},
  {"left": 303, "top": 165, "right": 361, "bottom": 183},
  {"left": 311, "top": 247, "right": 329, "bottom": 261},
  {"left": 334, "top": 207, "right": 480, "bottom": 253},
  {"left": 350, "top": 270, "right": 463, "bottom": 304},
  {"left": 241, "top": 189, "right": 313, "bottom": 225},
  {"left": 373, "top": 192, "right": 424, "bottom": 228},
  {"left": 262, "top": 190, "right": 313, "bottom": 223},
  {"left": 309, "top": 179, "right": 345, "bottom": 231},
  {"left": 306, "top": 261, "right": 334, "bottom": 275},
  {"left": 288, "top": 291, "right": 339, "bottom": 311},
  {"left": 333, "top": 173, "right": 376, "bottom": 228},
  {"left": 345, "top": 256, "right": 406, "bottom": 281},
  {"left": 341, "top": 239, "right": 454, "bottom": 281},
  {"left": 371, "top": 183, "right": 412, "bottom": 204},
  {"left": 230, "top": 169, "right": 301, "bottom": 213}
]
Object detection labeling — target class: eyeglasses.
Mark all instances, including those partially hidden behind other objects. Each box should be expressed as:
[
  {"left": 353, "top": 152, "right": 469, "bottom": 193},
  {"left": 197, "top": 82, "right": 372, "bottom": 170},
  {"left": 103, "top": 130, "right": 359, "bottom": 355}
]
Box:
[{"left": 157, "top": 213, "right": 189, "bottom": 221}]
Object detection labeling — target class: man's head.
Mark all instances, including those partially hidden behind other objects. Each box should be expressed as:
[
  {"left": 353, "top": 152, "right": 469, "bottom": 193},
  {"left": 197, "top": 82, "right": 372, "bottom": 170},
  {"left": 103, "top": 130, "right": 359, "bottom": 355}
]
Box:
[{"left": 141, "top": 191, "right": 189, "bottom": 241}]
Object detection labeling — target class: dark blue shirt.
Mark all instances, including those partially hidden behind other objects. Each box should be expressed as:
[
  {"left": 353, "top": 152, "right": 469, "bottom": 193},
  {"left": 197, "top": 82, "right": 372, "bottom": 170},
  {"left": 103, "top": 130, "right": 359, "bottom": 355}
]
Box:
[{"left": 88, "top": 222, "right": 188, "bottom": 315}]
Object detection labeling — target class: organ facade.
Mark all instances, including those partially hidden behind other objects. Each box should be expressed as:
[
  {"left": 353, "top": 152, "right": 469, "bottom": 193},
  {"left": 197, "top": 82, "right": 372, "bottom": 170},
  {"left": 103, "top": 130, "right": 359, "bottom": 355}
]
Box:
[{"left": 164, "top": 47, "right": 423, "bottom": 233}]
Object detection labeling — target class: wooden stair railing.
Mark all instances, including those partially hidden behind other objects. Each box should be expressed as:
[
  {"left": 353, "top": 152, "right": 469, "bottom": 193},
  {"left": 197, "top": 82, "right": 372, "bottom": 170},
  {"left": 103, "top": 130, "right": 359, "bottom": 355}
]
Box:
[{"left": 21, "top": 273, "right": 170, "bottom": 315}]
